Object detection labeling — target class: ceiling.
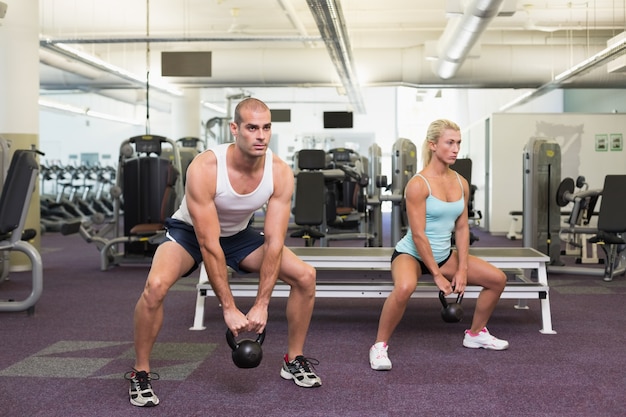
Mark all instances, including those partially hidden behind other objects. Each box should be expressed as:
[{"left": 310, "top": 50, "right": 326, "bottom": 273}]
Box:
[{"left": 38, "top": 0, "right": 626, "bottom": 111}]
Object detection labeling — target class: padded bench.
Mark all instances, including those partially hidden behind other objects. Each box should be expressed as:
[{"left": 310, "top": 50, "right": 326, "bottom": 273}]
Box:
[{"left": 191, "top": 246, "right": 555, "bottom": 334}]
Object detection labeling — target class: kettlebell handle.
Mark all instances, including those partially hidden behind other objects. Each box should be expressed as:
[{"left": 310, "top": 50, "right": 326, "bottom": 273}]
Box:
[
  {"left": 226, "top": 328, "right": 266, "bottom": 351},
  {"left": 438, "top": 289, "right": 464, "bottom": 306},
  {"left": 438, "top": 290, "right": 449, "bottom": 307}
]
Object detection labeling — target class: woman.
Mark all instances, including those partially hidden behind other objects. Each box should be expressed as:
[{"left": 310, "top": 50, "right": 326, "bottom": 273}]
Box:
[{"left": 369, "top": 119, "right": 508, "bottom": 371}]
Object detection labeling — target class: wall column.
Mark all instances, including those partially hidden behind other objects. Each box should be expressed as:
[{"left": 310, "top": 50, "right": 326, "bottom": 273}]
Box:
[
  {"left": 0, "top": 1, "right": 41, "bottom": 268},
  {"left": 171, "top": 88, "right": 201, "bottom": 141}
]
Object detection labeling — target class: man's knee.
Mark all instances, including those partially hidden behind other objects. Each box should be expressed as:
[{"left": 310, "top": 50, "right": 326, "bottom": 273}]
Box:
[
  {"left": 289, "top": 262, "right": 316, "bottom": 290},
  {"left": 142, "top": 272, "right": 175, "bottom": 308}
]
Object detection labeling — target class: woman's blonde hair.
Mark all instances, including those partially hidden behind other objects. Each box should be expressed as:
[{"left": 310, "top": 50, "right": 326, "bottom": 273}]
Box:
[{"left": 421, "top": 119, "right": 460, "bottom": 168}]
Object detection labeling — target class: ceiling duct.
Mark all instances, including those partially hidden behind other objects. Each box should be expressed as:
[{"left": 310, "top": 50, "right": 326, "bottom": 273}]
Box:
[
  {"left": 306, "top": 0, "right": 366, "bottom": 113},
  {"left": 435, "top": 0, "right": 505, "bottom": 80},
  {"left": 40, "top": 40, "right": 183, "bottom": 96},
  {"left": 500, "top": 33, "right": 626, "bottom": 111}
]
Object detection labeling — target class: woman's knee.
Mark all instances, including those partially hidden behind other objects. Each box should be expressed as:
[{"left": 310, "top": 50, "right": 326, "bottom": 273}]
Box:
[
  {"left": 392, "top": 277, "right": 418, "bottom": 301},
  {"left": 485, "top": 268, "right": 506, "bottom": 292},
  {"left": 495, "top": 269, "right": 507, "bottom": 291}
]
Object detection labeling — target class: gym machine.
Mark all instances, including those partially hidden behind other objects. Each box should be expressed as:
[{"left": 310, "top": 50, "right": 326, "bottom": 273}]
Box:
[
  {"left": 367, "top": 144, "right": 383, "bottom": 247},
  {"left": 321, "top": 147, "right": 374, "bottom": 246},
  {"left": 78, "top": 135, "right": 184, "bottom": 270},
  {"left": 522, "top": 137, "right": 562, "bottom": 265},
  {"left": 378, "top": 138, "right": 417, "bottom": 247},
  {"left": 203, "top": 91, "right": 251, "bottom": 146},
  {"left": 0, "top": 136, "right": 9, "bottom": 281},
  {"left": 555, "top": 175, "right": 602, "bottom": 264},
  {"left": 290, "top": 147, "right": 378, "bottom": 247},
  {"left": 524, "top": 137, "right": 625, "bottom": 280},
  {"left": 0, "top": 150, "right": 44, "bottom": 313}
]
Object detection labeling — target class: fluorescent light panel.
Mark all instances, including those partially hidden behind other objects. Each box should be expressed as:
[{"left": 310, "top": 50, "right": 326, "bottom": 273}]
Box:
[
  {"left": 42, "top": 41, "right": 184, "bottom": 97},
  {"left": 39, "top": 98, "right": 143, "bottom": 125}
]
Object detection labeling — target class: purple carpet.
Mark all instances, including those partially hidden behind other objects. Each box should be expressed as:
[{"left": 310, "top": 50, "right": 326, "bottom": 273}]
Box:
[{"left": 1, "top": 225, "right": 625, "bottom": 416}]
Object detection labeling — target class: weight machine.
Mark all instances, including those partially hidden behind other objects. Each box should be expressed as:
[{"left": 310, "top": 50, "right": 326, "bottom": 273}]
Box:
[
  {"left": 555, "top": 175, "right": 602, "bottom": 264},
  {"left": 78, "top": 135, "right": 184, "bottom": 270},
  {"left": 290, "top": 146, "right": 379, "bottom": 247},
  {"left": 522, "top": 137, "right": 562, "bottom": 265},
  {"left": 0, "top": 149, "right": 43, "bottom": 313},
  {"left": 376, "top": 138, "right": 417, "bottom": 247},
  {"left": 524, "top": 137, "right": 626, "bottom": 280}
]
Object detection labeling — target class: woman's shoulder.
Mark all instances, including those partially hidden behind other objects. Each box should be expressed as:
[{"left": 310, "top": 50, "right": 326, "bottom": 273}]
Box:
[{"left": 406, "top": 173, "right": 430, "bottom": 197}]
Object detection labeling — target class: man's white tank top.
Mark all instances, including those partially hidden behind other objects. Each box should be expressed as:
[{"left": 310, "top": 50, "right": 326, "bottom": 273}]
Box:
[{"left": 172, "top": 143, "right": 274, "bottom": 237}]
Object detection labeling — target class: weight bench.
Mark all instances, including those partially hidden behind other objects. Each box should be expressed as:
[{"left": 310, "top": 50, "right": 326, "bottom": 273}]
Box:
[
  {"left": 191, "top": 246, "right": 555, "bottom": 334},
  {"left": 0, "top": 150, "right": 43, "bottom": 313}
]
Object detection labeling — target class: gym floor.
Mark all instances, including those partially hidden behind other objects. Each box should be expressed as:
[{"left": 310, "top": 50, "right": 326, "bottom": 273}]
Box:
[{"left": 1, "top": 228, "right": 625, "bottom": 416}]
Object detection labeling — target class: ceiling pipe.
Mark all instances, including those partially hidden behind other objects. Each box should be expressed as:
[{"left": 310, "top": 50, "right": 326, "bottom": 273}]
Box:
[
  {"left": 306, "top": 0, "right": 366, "bottom": 113},
  {"left": 435, "top": 0, "right": 505, "bottom": 80},
  {"left": 41, "top": 35, "right": 322, "bottom": 44},
  {"left": 276, "top": 0, "right": 316, "bottom": 48}
]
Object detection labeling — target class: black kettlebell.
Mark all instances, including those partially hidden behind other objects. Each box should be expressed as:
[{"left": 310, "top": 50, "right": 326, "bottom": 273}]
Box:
[
  {"left": 226, "top": 328, "right": 266, "bottom": 369},
  {"left": 438, "top": 290, "right": 464, "bottom": 323}
]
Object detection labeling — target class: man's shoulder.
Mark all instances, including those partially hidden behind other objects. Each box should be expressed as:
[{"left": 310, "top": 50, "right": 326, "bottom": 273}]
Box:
[
  {"left": 270, "top": 151, "right": 290, "bottom": 169},
  {"left": 188, "top": 149, "right": 217, "bottom": 173}
]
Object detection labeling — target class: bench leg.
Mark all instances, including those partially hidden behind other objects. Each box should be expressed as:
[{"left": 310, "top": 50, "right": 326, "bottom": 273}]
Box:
[
  {"left": 190, "top": 265, "right": 209, "bottom": 331},
  {"left": 189, "top": 290, "right": 207, "bottom": 331},
  {"left": 539, "top": 295, "right": 556, "bottom": 334},
  {"left": 536, "top": 265, "right": 556, "bottom": 334}
]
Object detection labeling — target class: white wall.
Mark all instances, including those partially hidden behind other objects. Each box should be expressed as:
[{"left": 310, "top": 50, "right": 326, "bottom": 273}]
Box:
[{"left": 486, "top": 113, "right": 626, "bottom": 234}]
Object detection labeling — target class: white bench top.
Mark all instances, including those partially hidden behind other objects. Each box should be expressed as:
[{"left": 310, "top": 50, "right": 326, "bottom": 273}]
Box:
[{"left": 289, "top": 246, "right": 548, "bottom": 269}]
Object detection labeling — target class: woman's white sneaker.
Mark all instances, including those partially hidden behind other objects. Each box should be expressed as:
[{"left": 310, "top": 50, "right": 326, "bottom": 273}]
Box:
[
  {"left": 369, "top": 342, "right": 392, "bottom": 370},
  {"left": 463, "top": 328, "right": 509, "bottom": 350}
]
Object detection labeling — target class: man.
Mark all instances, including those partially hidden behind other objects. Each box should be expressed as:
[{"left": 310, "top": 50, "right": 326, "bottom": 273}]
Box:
[{"left": 125, "top": 98, "right": 321, "bottom": 407}]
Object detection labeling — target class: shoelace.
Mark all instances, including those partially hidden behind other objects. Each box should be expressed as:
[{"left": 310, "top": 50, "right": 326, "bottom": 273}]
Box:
[
  {"left": 124, "top": 369, "right": 160, "bottom": 390},
  {"left": 372, "top": 345, "right": 388, "bottom": 358},
  {"left": 374, "top": 350, "right": 387, "bottom": 359},
  {"left": 293, "top": 356, "right": 320, "bottom": 373}
]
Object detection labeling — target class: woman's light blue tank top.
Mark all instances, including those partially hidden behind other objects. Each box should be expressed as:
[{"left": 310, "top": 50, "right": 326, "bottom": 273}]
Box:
[{"left": 395, "top": 172, "right": 465, "bottom": 263}]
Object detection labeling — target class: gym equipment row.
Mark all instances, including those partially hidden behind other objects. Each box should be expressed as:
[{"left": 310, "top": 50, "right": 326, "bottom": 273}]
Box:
[
  {"left": 39, "top": 163, "right": 117, "bottom": 234},
  {"left": 290, "top": 138, "right": 483, "bottom": 248}
]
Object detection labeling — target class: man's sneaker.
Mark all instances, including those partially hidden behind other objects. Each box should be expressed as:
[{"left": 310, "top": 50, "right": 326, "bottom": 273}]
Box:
[
  {"left": 463, "top": 328, "right": 509, "bottom": 350},
  {"left": 280, "top": 355, "right": 322, "bottom": 387},
  {"left": 369, "top": 342, "right": 392, "bottom": 370},
  {"left": 124, "top": 369, "right": 160, "bottom": 407}
]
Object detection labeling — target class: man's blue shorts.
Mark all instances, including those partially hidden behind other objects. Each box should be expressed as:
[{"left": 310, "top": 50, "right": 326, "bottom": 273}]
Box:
[{"left": 163, "top": 217, "right": 265, "bottom": 276}]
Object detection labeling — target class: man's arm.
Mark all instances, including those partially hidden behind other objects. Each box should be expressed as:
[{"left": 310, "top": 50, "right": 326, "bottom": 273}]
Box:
[
  {"left": 255, "top": 156, "right": 293, "bottom": 308},
  {"left": 185, "top": 151, "right": 245, "bottom": 333}
]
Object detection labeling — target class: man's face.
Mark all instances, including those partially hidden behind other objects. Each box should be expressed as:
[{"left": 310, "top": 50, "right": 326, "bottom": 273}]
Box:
[{"left": 231, "top": 108, "right": 272, "bottom": 157}]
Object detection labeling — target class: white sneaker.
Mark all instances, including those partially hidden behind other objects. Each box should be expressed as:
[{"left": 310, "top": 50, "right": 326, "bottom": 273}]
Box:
[
  {"left": 369, "top": 342, "right": 392, "bottom": 370},
  {"left": 463, "top": 328, "right": 509, "bottom": 350}
]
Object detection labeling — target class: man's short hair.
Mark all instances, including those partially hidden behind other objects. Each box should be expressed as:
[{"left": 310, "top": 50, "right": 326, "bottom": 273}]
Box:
[{"left": 234, "top": 98, "right": 270, "bottom": 125}]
